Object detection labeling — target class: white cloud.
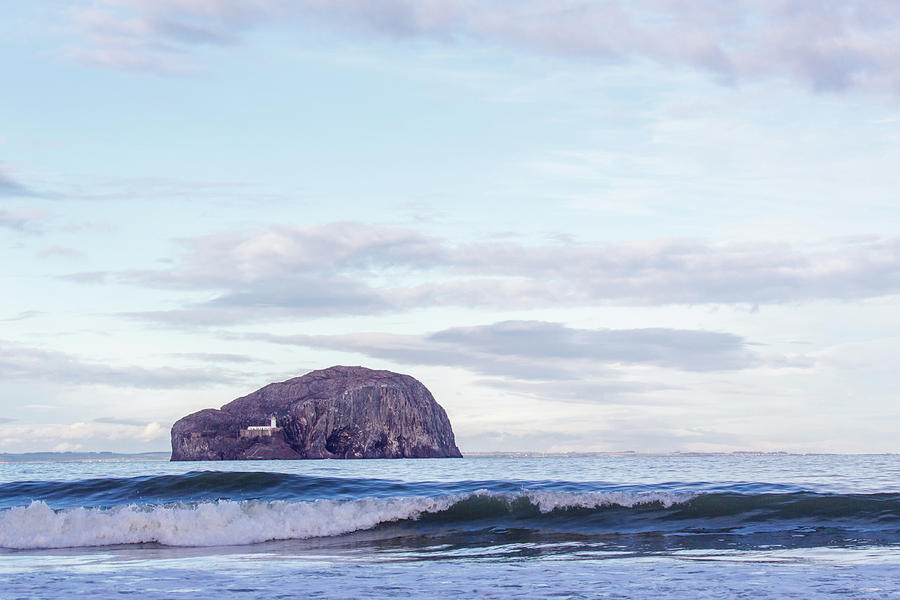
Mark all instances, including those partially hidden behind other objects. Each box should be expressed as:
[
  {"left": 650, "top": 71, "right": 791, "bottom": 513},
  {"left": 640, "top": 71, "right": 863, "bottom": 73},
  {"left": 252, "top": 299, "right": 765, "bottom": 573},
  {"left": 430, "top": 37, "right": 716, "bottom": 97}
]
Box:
[
  {"left": 0, "top": 420, "right": 169, "bottom": 453},
  {"left": 0, "top": 340, "right": 242, "bottom": 389},
  {"left": 139, "top": 421, "right": 164, "bottom": 442},
  {"left": 64, "top": 223, "right": 900, "bottom": 325},
  {"left": 52, "top": 442, "right": 83, "bottom": 452},
  {"left": 67, "top": 1, "right": 900, "bottom": 94}
]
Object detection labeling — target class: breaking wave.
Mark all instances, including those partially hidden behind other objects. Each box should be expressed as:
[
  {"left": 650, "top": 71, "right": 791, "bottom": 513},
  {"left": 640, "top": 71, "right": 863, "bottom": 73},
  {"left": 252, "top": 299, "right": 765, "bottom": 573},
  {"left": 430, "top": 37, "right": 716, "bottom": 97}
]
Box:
[
  {"left": 2, "top": 488, "right": 899, "bottom": 550},
  {"left": 0, "top": 490, "right": 688, "bottom": 549}
]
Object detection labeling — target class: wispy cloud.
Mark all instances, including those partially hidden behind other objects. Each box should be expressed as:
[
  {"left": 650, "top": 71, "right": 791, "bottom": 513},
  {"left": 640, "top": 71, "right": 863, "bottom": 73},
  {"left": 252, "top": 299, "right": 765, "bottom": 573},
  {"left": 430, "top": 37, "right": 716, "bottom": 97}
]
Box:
[
  {"left": 167, "top": 352, "right": 267, "bottom": 364},
  {"left": 0, "top": 168, "right": 37, "bottom": 198},
  {"left": 63, "top": 223, "right": 900, "bottom": 326},
  {"left": 0, "top": 340, "right": 240, "bottom": 389},
  {"left": 59, "top": 175, "right": 283, "bottom": 204},
  {"left": 0, "top": 205, "right": 47, "bottom": 232},
  {"left": 244, "top": 320, "right": 808, "bottom": 402},
  {"left": 92, "top": 416, "right": 152, "bottom": 427},
  {"left": 0, "top": 311, "right": 42, "bottom": 323},
  {"left": 110, "top": 222, "right": 435, "bottom": 324},
  {"left": 60, "top": 221, "right": 114, "bottom": 233},
  {"left": 457, "top": 423, "right": 749, "bottom": 453},
  {"left": 0, "top": 168, "right": 46, "bottom": 230},
  {"left": 37, "top": 246, "right": 82, "bottom": 260},
  {"left": 66, "top": 1, "right": 900, "bottom": 94},
  {"left": 251, "top": 321, "right": 769, "bottom": 375}
]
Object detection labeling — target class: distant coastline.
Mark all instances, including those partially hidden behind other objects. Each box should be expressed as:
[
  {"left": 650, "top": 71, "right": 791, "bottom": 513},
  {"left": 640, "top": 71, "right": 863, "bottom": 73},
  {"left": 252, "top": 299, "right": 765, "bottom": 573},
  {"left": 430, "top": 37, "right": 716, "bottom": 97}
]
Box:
[
  {"left": 465, "top": 451, "right": 794, "bottom": 458},
  {"left": 464, "top": 451, "right": 895, "bottom": 457},
  {"left": 0, "top": 451, "right": 171, "bottom": 463},
  {"left": 2, "top": 450, "right": 894, "bottom": 463}
]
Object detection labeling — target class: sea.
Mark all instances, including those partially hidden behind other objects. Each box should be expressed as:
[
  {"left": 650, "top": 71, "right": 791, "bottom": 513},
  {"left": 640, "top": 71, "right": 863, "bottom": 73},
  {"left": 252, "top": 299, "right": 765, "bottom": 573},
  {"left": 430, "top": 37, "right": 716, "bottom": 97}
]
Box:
[{"left": 1, "top": 454, "right": 898, "bottom": 599}]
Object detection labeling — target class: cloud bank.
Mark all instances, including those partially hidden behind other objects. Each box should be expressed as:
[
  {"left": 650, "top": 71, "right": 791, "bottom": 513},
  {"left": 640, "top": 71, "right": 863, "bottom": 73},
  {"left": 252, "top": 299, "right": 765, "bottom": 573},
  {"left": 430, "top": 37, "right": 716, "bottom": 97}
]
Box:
[
  {"left": 247, "top": 320, "right": 807, "bottom": 402},
  {"left": 0, "top": 420, "right": 168, "bottom": 453},
  {"left": 66, "top": 223, "right": 900, "bottom": 325},
  {"left": 0, "top": 341, "right": 239, "bottom": 389},
  {"left": 69, "top": 1, "right": 900, "bottom": 93},
  {"left": 256, "top": 320, "right": 765, "bottom": 375}
]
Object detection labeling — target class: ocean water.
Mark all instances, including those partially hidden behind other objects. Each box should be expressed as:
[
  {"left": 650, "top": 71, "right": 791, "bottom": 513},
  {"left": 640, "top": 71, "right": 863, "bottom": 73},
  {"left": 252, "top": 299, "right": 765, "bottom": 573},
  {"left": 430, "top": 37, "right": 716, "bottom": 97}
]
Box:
[{"left": 1, "top": 455, "right": 898, "bottom": 599}]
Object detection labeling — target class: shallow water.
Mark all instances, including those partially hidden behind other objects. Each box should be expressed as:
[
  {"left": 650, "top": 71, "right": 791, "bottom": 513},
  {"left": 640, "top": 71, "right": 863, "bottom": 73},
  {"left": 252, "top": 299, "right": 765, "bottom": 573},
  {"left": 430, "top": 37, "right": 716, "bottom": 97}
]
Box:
[{"left": 1, "top": 455, "right": 898, "bottom": 598}]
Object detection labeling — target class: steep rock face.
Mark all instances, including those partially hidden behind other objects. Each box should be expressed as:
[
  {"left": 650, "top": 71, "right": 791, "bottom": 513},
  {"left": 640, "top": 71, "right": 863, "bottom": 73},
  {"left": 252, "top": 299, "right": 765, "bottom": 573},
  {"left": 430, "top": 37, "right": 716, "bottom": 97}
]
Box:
[{"left": 171, "top": 366, "right": 462, "bottom": 460}]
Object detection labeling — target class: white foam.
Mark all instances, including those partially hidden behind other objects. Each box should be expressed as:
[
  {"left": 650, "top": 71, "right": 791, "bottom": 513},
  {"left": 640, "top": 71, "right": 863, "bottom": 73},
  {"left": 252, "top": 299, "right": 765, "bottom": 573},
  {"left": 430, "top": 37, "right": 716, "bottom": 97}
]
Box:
[
  {"left": 524, "top": 490, "right": 694, "bottom": 512},
  {"left": 0, "top": 490, "right": 695, "bottom": 550},
  {"left": 0, "top": 497, "right": 456, "bottom": 550}
]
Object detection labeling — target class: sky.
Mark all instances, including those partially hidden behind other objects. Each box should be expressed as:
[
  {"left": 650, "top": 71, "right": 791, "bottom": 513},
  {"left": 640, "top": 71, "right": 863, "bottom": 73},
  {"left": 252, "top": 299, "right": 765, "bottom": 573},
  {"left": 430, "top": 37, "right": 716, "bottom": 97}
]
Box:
[{"left": 1, "top": 0, "right": 899, "bottom": 454}]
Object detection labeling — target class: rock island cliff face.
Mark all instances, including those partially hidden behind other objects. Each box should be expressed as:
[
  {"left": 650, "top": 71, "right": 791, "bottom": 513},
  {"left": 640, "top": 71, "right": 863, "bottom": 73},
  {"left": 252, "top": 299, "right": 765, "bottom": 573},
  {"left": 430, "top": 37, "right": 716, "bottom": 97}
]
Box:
[{"left": 171, "top": 366, "right": 462, "bottom": 460}]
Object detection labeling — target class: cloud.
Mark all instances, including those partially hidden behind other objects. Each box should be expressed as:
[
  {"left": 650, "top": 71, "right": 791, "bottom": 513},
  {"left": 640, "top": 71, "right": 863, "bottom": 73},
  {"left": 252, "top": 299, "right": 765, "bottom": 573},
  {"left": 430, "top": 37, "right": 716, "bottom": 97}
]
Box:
[
  {"left": 52, "top": 442, "right": 83, "bottom": 452},
  {"left": 59, "top": 271, "right": 110, "bottom": 284},
  {"left": 429, "top": 321, "right": 758, "bottom": 371},
  {"left": 0, "top": 311, "right": 42, "bottom": 322},
  {"left": 0, "top": 167, "right": 46, "bottom": 230},
  {"left": 129, "top": 280, "right": 390, "bottom": 325},
  {"left": 254, "top": 321, "right": 784, "bottom": 379},
  {"left": 0, "top": 340, "right": 240, "bottom": 389},
  {"left": 251, "top": 329, "right": 584, "bottom": 382},
  {"left": 168, "top": 352, "right": 265, "bottom": 364},
  {"left": 456, "top": 424, "right": 748, "bottom": 453},
  {"left": 472, "top": 378, "right": 669, "bottom": 403},
  {"left": 0, "top": 205, "right": 47, "bottom": 232},
  {"left": 92, "top": 416, "right": 151, "bottom": 426},
  {"left": 258, "top": 321, "right": 767, "bottom": 374},
  {"left": 67, "top": 1, "right": 900, "bottom": 93},
  {"left": 91, "top": 419, "right": 167, "bottom": 444},
  {"left": 132, "top": 222, "right": 443, "bottom": 290},
  {"left": 60, "top": 175, "right": 283, "bottom": 204},
  {"left": 65, "top": 223, "right": 900, "bottom": 326},
  {"left": 110, "top": 222, "right": 439, "bottom": 324},
  {"left": 0, "top": 168, "right": 37, "bottom": 198},
  {"left": 61, "top": 221, "right": 114, "bottom": 233},
  {"left": 0, "top": 420, "right": 169, "bottom": 452},
  {"left": 245, "top": 320, "right": 806, "bottom": 402},
  {"left": 37, "top": 246, "right": 82, "bottom": 260}
]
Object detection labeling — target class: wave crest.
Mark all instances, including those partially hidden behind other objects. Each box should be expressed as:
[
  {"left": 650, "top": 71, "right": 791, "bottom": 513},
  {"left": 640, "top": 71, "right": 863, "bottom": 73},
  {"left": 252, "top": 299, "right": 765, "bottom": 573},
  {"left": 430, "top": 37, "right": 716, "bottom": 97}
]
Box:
[{"left": 0, "top": 490, "right": 686, "bottom": 549}]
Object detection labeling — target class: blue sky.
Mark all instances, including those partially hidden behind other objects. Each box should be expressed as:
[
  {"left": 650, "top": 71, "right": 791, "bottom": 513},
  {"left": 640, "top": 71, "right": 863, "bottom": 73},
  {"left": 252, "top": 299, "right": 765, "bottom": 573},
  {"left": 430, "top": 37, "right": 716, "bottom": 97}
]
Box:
[{"left": 2, "top": 1, "right": 899, "bottom": 453}]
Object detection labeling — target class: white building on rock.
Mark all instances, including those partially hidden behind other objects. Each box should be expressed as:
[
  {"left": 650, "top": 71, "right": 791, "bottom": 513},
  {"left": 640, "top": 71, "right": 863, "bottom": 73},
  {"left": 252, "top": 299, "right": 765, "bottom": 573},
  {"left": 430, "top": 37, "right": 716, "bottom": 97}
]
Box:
[{"left": 242, "top": 416, "right": 279, "bottom": 437}]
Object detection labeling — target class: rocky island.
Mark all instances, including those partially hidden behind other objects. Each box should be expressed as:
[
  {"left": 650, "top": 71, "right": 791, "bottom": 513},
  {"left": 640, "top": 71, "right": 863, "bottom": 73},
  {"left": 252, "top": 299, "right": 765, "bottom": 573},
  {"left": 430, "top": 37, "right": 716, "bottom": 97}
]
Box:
[{"left": 171, "top": 366, "right": 462, "bottom": 460}]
